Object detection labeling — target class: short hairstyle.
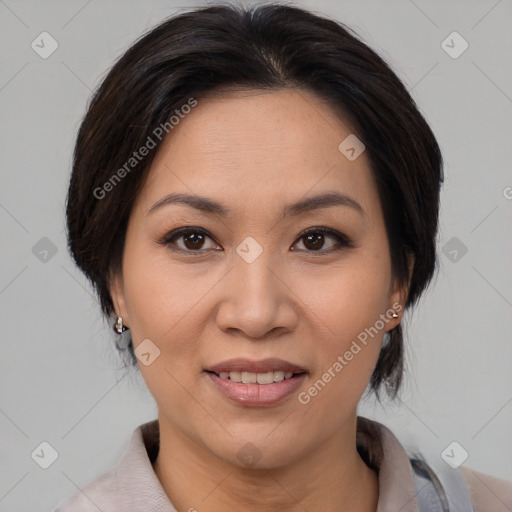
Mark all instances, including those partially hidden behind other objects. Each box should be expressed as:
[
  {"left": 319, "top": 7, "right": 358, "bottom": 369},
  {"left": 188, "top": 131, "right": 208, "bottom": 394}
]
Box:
[{"left": 65, "top": 2, "right": 443, "bottom": 400}]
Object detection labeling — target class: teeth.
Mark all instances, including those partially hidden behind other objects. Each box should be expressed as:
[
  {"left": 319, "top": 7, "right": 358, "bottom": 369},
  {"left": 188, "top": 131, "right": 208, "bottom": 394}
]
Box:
[
  {"left": 256, "top": 372, "right": 274, "bottom": 384},
  {"left": 241, "top": 371, "right": 257, "bottom": 384},
  {"left": 273, "top": 371, "right": 285, "bottom": 382},
  {"left": 217, "top": 370, "right": 299, "bottom": 384},
  {"left": 229, "top": 371, "right": 241, "bottom": 382}
]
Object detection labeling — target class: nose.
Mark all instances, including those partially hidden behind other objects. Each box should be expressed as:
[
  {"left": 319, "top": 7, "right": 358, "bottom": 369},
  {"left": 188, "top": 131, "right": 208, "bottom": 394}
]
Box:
[{"left": 215, "top": 244, "right": 298, "bottom": 340}]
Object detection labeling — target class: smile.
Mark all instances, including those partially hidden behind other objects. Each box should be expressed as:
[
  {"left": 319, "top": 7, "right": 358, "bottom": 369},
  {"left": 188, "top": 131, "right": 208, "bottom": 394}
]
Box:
[{"left": 214, "top": 370, "right": 301, "bottom": 384}]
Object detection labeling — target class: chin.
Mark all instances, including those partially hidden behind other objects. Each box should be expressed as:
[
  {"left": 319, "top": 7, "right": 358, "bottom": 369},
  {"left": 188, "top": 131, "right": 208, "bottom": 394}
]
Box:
[{"left": 203, "top": 427, "right": 307, "bottom": 470}]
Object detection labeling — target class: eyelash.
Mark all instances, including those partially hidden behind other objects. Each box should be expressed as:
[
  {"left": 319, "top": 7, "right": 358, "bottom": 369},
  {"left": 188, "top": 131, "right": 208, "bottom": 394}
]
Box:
[{"left": 155, "top": 226, "right": 353, "bottom": 255}]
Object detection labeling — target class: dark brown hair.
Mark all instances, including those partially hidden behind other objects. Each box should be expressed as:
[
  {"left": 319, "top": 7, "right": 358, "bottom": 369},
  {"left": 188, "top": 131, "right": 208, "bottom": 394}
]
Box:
[{"left": 65, "top": 1, "right": 443, "bottom": 400}]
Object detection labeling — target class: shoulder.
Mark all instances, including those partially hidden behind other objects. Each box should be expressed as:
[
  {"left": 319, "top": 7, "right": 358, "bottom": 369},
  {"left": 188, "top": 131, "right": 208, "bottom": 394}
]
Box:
[
  {"left": 52, "top": 420, "right": 162, "bottom": 512},
  {"left": 459, "top": 466, "right": 512, "bottom": 512},
  {"left": 52, "top": 466, "right": 121, "bottom": 512},
  {"left": 357, "top": 416, "right": 512, "bottom": 511}
]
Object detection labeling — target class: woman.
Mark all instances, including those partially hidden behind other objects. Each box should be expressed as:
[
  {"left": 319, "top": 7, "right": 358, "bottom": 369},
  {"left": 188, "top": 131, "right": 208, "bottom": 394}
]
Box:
[{"left": 54, "top": 3, "right": 511, "bottom": 511}]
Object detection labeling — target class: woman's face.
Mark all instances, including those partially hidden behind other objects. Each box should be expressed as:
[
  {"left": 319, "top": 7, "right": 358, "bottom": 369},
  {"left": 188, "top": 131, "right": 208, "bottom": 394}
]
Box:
[{"left": 111, "top": 88, "right": 406, "bottom": 468}]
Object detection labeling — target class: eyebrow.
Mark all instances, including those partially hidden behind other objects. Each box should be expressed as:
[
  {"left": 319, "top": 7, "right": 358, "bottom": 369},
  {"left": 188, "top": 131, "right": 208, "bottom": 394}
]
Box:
[{"left": 147, "top": 191, "right": 364, "bottom": 218}]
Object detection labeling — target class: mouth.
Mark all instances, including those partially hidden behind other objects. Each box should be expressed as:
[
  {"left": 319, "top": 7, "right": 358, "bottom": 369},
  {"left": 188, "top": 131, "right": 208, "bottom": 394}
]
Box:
[{"left": 204, "top": 358, "right": 308, "bottom": 407}]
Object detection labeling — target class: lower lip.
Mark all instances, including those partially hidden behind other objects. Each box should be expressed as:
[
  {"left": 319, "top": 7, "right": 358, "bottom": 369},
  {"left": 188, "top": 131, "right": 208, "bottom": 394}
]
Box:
[{"left": 206, "top": 371, "right": 307, "bottom": 407}]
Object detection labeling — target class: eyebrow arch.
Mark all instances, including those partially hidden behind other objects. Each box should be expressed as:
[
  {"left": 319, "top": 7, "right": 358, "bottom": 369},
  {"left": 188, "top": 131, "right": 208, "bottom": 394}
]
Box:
[{"left": 147, "top": 191, "right": 364, "bottom": 218}]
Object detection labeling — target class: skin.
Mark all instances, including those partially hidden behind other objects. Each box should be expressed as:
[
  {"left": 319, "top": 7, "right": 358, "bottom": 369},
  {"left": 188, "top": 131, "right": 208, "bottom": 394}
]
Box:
[{"left": 110, "top": 88, "right": 410, "bottom": 512}]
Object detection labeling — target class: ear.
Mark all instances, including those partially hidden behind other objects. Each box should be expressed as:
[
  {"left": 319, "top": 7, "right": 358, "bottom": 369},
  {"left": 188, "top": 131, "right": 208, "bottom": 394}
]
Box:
[
  {"left": 386, "top": 254, "right": 414, "bottom": 328},
  {"left": 109, "top": 270, "right": 129, "bottom": 326}
]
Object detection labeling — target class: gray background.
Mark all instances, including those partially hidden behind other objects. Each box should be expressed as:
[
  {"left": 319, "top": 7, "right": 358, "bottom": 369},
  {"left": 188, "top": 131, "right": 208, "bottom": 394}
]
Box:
[{"left": 0, "top": 0, "right": 511, "bottom": 510}]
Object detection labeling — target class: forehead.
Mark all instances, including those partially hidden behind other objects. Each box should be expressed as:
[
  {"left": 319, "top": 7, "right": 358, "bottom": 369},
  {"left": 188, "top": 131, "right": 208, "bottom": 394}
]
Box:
[{"left": 134, "top": 88, "right": 379, "bottom": 218}]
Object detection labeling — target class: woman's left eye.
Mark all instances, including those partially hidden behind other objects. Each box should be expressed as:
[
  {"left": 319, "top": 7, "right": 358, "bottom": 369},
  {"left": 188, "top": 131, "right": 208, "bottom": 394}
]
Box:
[
  {"left": 292, "top": 227, "right": 352, "bottom": 253},
  {"left": 156, "top": 226, "right": 352, "bottom": 254}
]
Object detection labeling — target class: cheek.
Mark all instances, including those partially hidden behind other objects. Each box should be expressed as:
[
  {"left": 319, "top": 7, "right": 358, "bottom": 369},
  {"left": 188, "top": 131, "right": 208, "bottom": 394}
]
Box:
[
  {"left": 122, "top": 240, "right": 204, "bottom": 339},
  {"left": 121, "top": 243, "right": 215, "bottom": 394},
  {"left": 296, "top": 255, "right": 391, "bottom": 399},
  {"left": 300, "top": 254, "right": 392, "bottom": 342},
  {"left": 120, "top": 245, "right": 208, "bottom": 416},
  {"left": 296, "top": 290, "right": 386, "bottom": 423}
]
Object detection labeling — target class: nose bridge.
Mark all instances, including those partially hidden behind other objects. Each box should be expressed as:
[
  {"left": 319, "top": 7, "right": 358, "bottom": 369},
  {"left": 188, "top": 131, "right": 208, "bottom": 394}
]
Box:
[
  {"left": 217, "top": 235, "right": 294, "bottom": 337},
  {"left": 234, "top": 235, "right": 282, "bottom": 307}
]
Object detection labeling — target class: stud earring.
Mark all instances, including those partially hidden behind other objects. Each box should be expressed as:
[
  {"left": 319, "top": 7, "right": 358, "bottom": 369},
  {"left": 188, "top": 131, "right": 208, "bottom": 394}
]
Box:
[
  {"left": 391, "top": 312, "right": 399, "bottom": 319},
  {"left": 113, "top": 315, "right": 131, "bottom": 350},
  {"left": 114, "top": 315, "right": 127, "bottom": 333}
]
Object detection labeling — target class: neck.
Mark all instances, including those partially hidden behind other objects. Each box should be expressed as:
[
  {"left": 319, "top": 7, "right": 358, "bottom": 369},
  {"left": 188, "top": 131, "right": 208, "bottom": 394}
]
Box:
[{"left": 153, "top": 413, "right": 379, "bottom": 512}]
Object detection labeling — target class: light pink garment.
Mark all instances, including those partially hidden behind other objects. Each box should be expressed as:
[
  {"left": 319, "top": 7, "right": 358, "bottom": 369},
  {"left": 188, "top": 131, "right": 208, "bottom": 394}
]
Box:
[{"left": 53, "top": 417, "right": 512, "bottom": 512}]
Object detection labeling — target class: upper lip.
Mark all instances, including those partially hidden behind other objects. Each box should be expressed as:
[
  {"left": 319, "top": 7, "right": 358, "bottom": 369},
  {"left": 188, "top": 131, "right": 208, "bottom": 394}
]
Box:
[{"left": 206, "top": 358, "right": 308, "bottom": 374}]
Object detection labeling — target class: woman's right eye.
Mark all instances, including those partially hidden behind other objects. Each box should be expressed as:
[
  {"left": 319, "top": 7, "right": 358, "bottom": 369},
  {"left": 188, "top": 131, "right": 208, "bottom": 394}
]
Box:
[{"left": 156, "top": 227, "right": 221, "bottom": 253}]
